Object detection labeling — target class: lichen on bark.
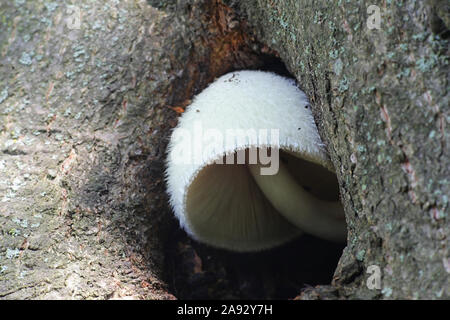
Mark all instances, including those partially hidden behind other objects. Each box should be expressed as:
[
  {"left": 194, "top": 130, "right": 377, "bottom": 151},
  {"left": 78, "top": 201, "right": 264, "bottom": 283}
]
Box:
[{"left": 226, "top": 0, "right": 449, "bottom": 299}]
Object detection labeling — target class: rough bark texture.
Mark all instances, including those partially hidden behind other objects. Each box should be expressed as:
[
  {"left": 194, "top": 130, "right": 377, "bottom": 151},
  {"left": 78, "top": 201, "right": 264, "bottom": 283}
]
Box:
[
  {"left": 225, "top": 0, "right": 449, "bottom": 299},
  {"left": 0, "top": 0, "right": 448, "bottom": 300}
]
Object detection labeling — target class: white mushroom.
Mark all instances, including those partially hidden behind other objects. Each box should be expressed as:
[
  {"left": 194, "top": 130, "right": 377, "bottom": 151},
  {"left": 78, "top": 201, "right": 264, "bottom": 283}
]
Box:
[{"left": 166, "top": 70, "right": 346, "bottom": 252}]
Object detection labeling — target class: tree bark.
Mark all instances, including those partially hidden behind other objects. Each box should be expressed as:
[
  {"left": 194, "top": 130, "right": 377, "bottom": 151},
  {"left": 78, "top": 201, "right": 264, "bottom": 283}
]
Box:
[
  {"left": 225, "top": 0, "right": 449, "bottom": 299},
  {"left": 0, "top": 0, "right": 448, "bottom": 299}
]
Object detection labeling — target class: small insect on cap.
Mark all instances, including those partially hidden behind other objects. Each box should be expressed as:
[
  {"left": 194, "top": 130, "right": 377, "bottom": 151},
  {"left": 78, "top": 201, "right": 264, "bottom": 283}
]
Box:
[{"left": 166, "top": 70, "right": 346, "bottom": 252}]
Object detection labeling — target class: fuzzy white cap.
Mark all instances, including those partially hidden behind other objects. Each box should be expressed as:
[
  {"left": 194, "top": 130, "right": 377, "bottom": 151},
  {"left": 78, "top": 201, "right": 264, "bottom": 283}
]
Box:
[{"left": 165, "top": 70, "right": 336, "bottom": 251}]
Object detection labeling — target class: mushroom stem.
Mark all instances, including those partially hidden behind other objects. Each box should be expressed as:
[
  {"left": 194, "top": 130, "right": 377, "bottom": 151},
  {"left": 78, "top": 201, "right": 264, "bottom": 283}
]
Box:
[{"left": 248, "top": 161, "right": 347, "bottom": 242}]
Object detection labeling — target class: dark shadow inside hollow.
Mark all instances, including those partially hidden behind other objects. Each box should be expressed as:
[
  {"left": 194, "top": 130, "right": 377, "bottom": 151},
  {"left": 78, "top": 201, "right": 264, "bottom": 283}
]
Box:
[
  {"left": 165, "top": 229, "right": 345, "bottom": 300},
  {"left": 281, "top": 151, "right": 340, "bottom": 201},
  {"left": 236, "top": 52, "right": 295, "bottom": 79}
]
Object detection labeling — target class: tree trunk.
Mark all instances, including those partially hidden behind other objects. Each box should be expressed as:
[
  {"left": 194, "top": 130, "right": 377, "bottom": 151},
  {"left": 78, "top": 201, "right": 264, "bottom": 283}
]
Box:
[
  {"left": 0, "top": 0, "right": 448, "bottom": 299},
  {"left": 225, "top": 0, "right": 449, "bottom": 299}
]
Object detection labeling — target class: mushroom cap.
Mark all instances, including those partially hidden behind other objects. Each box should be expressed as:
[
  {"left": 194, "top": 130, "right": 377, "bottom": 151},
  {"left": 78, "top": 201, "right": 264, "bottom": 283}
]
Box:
[{"left": 166, "top": 70, "right": 336, "bottom": 251}]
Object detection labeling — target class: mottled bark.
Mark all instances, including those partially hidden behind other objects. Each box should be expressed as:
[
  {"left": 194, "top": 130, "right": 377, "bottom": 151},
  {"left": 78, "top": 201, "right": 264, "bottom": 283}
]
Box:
[
  {"left": 225, "top": 0, "right": 449, "bottom": 299},
  {"left": 0, "top": 0, "right": 448, "bottom": 300}
]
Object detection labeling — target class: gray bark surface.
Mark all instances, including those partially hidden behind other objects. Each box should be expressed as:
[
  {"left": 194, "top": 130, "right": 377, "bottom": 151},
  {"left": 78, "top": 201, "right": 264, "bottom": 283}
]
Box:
[
  {"left": 225, "top": 0, "right": 449, "bottom": 299},
  {"left": 0, "top": 0, "right": 184, "bottom": 299},
  {"left": 0, "top": 0, "right": 448, "bottom": 299}
]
